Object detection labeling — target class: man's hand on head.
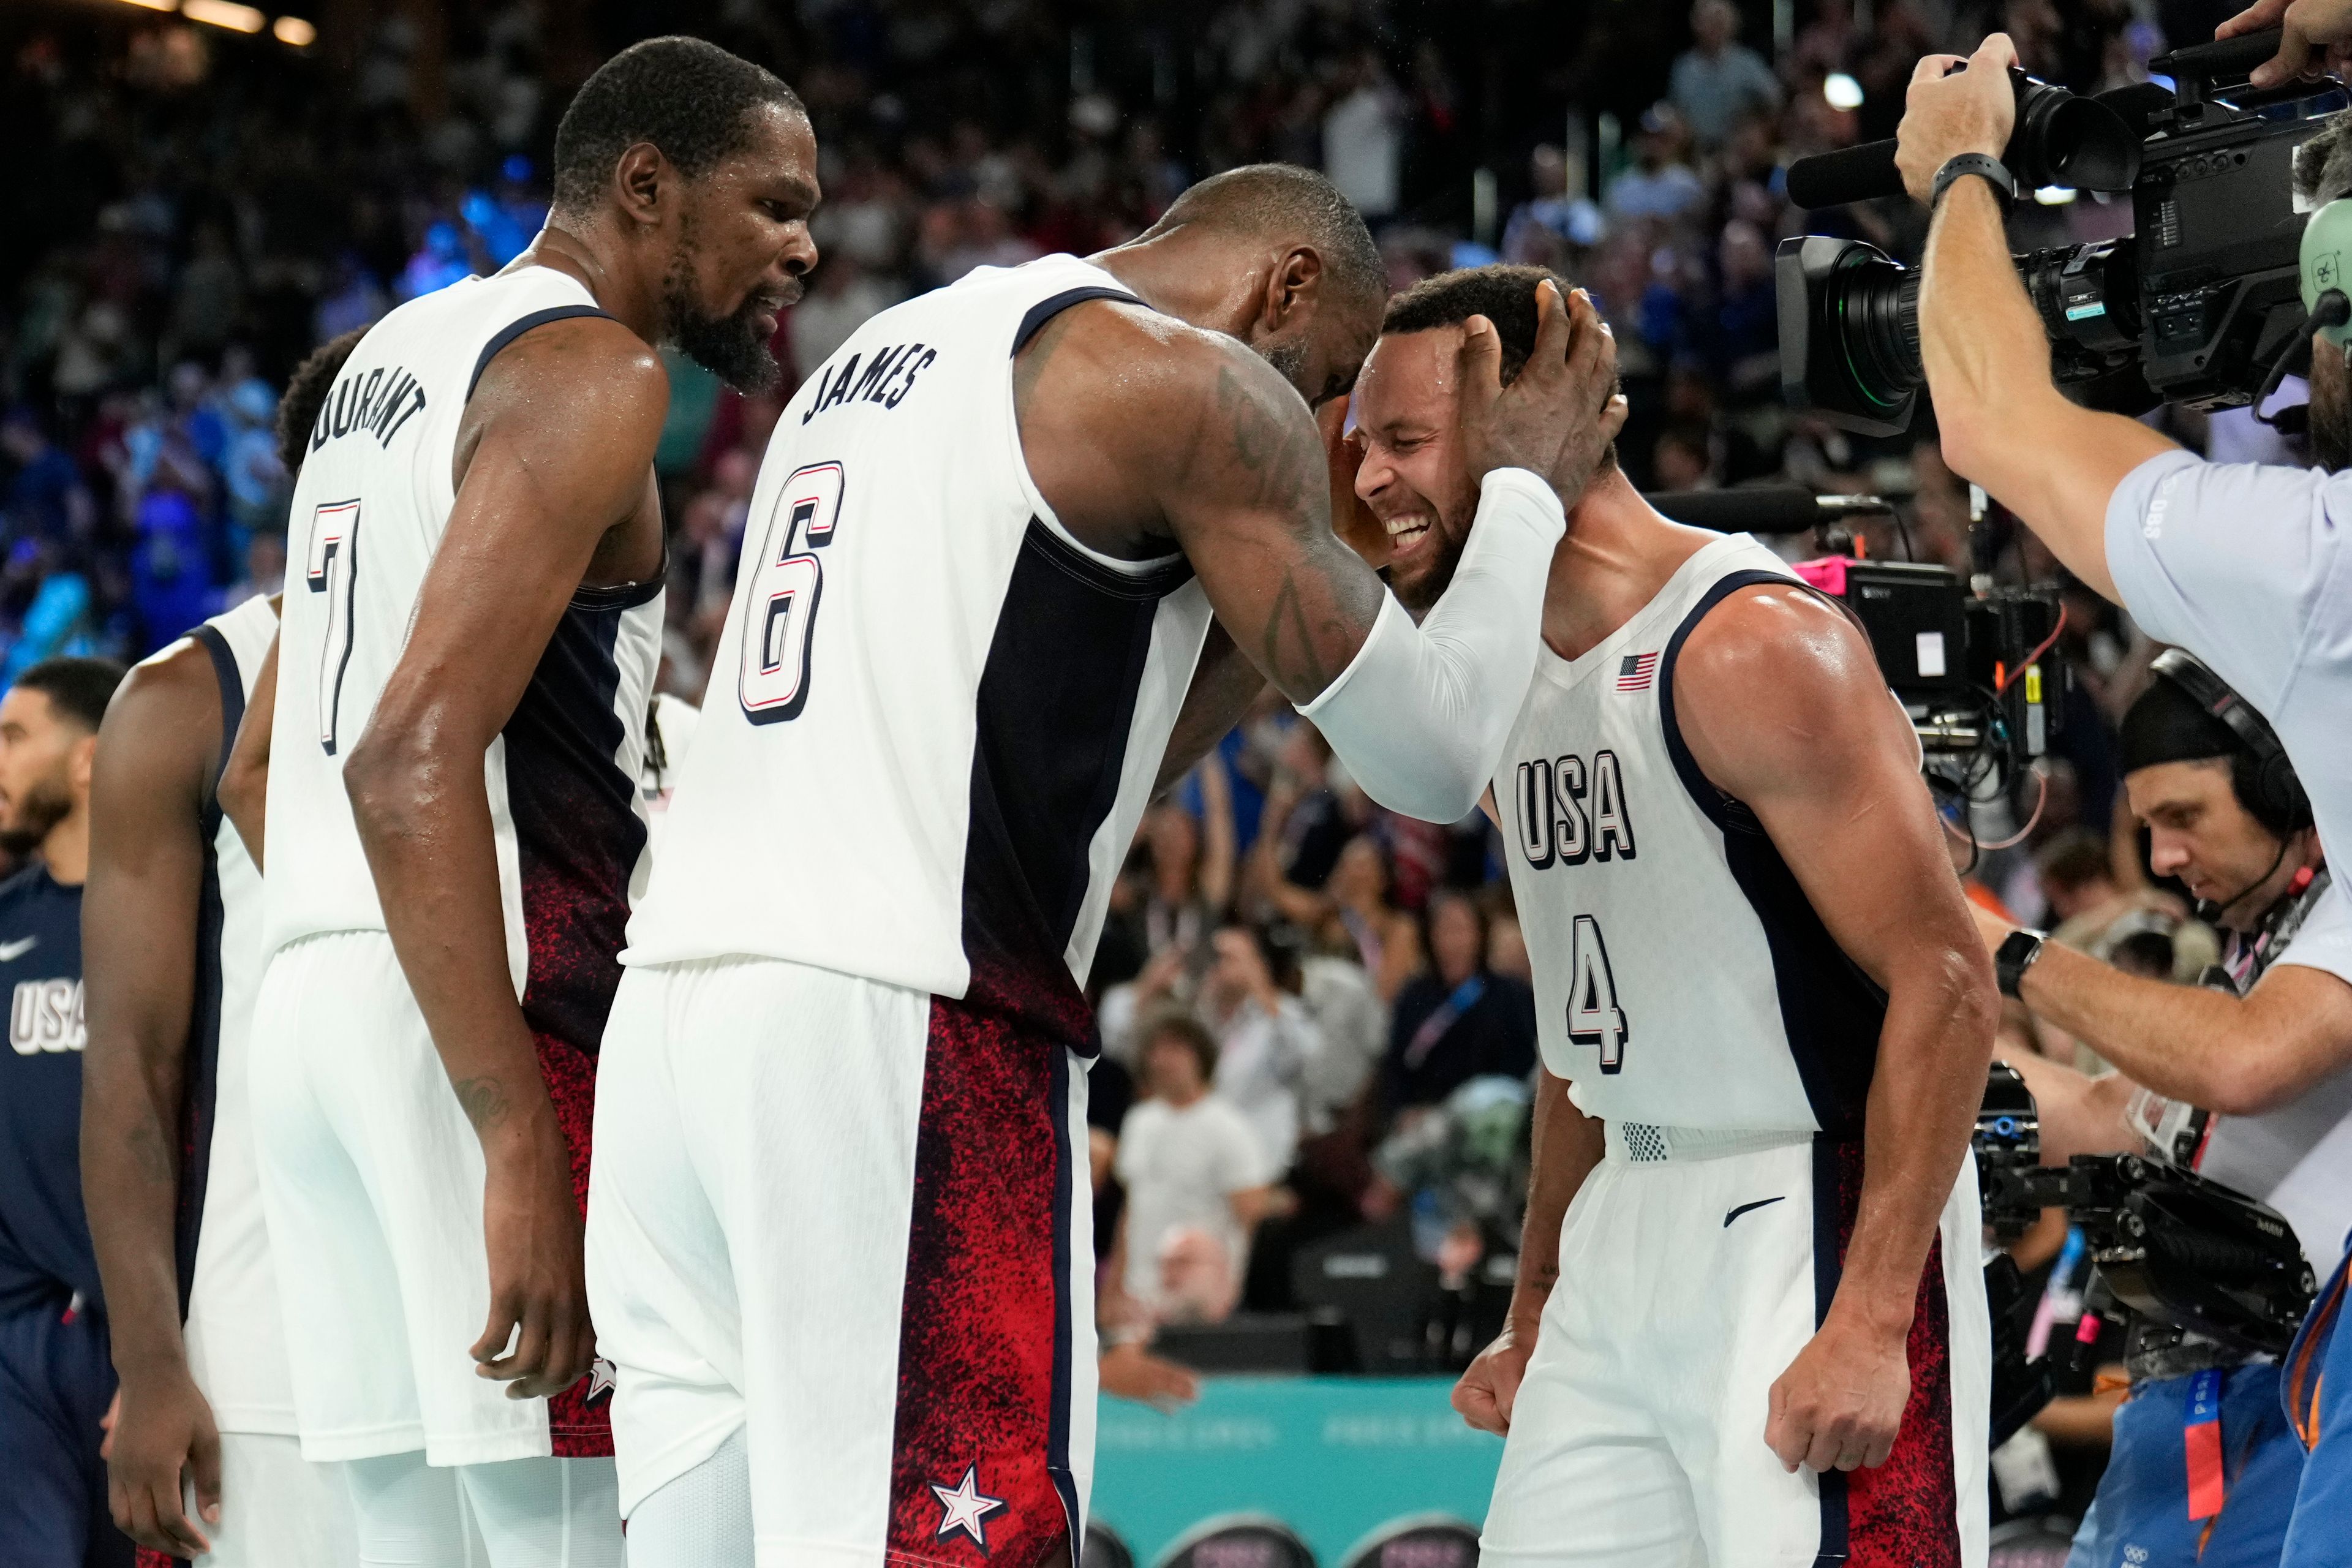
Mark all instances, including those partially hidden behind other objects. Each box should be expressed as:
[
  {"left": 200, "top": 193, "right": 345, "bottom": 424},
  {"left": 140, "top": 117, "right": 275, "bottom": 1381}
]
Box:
[
  {"left": 1894, "top": 34, "right": 2020, "bottom": 206},
  {"left": 2222, "top": 0, "right": 2352, "bottom": 88},
  {"left": 1455, "top": 279, "right": 1627, "bottom": 508}
]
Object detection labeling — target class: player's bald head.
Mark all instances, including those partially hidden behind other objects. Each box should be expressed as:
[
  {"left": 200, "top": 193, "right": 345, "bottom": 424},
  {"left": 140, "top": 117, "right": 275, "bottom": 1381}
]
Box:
[{"left": 1145, "top": 165, "right": 1385, "bottom": 308}]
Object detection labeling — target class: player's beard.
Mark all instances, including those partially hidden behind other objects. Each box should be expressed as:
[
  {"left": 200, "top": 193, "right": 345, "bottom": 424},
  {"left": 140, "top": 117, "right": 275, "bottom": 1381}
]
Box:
[
  {"left": 2312, "top": 341, "right": 2352, "bottom": 473},
  {"left": 664, "top": 233, "right": 793, "bottom": 395},
  {"left": 0, "top": 774, "right": 72, "bottom": 858},
  {"left": 1259, "top": 337, "right": 1308, "bottom": 396}
]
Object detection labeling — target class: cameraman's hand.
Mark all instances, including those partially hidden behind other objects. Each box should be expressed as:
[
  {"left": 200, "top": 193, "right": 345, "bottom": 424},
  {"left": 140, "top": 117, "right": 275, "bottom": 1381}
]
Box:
[
  {"left": 2221, "top": 0, "right": 2352, "bottom": 87},
  {"left": 1894, "top": 34, "right": 2021, "bottom": 206}
]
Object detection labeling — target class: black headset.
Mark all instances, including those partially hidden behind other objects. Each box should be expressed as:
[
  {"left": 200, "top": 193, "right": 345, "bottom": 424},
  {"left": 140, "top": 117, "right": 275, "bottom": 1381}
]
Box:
[{"left": 2148, "top": 649, "right": 2312, "bottom": 836}]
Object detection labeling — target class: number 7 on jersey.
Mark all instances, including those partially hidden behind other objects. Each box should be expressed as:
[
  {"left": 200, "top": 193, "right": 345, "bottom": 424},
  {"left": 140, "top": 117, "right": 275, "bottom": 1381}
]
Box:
[{"left": 739, "top": 462, "right": 843, "bottom": 724}]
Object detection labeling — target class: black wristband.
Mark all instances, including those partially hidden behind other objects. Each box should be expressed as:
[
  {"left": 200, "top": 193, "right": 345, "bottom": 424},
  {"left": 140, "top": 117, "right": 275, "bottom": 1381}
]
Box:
[
  {"left": 1995, "top": 927, "right": 2047, "bottom": 998},
  {"left": 1931, "top": 153, "right": 2016, "bottom": 213}
]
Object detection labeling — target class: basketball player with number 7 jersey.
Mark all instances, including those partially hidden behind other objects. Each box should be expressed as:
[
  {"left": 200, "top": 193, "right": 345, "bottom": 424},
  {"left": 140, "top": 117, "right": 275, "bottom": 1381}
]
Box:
[
  {"left": 249, "top": 40, "right": 816, "bottom": 1562},
  {"left": 1349, "top": 265, "right": 2002, "bottom": 1568}
]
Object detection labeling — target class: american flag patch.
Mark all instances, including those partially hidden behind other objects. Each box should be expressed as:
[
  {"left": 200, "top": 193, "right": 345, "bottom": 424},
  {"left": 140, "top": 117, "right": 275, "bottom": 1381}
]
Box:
[{"left": 1616, "top": 652, "right": 1659, "bottom": 692}]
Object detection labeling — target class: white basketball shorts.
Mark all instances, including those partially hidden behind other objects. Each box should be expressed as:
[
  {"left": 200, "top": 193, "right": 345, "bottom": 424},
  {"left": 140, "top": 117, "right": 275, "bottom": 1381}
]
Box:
[
  {"left": 249, "top": 930, "right": 608, "bottom": 1466},
  {"left": 1480, "top": 1129, "right": 1989, "bottom": 1568},
  {"left": 586, "top": 954, "right": 1096, "bottom": 1568},
  {"left": 189, "top": 1431, "right": 355, "bottom": 1568}
]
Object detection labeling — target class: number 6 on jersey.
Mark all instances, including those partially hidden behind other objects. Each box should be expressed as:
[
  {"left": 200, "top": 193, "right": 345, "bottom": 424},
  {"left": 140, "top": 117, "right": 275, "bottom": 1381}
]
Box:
[
  {"left": 1567, "top": 913, "right": 1630, "bottom": 1072},
  {"left": 739, "top": 461, "right": 843, "bottom": 724}
]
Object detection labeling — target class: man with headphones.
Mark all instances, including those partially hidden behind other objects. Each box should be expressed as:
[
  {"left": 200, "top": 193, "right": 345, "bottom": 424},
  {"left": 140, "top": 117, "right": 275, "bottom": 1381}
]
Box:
[
  {"left": 1896, "top": 45, "right": 2352, "bottom": 1567},
  {"left": 1974, "top": 653, "right": 2352, "bottom": 1568}
]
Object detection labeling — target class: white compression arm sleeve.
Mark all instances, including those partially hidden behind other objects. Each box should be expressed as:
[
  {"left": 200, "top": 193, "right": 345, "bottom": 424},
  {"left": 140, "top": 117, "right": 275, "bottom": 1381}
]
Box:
[{"left": 1299, "top": 466, "right": 1565, "bottom": 822}]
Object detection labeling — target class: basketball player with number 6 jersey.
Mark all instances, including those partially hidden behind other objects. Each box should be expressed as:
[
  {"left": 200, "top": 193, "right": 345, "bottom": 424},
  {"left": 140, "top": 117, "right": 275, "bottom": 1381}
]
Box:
[
  {"left": 592, "top": 171, "right": 1626, "bottom": 1564},
  {"left": 249, "top": 39, "right": 817, "bottom": 1562},
  {"left": 1350, "top": 266, "right": 2000, "bottom": 1567}
]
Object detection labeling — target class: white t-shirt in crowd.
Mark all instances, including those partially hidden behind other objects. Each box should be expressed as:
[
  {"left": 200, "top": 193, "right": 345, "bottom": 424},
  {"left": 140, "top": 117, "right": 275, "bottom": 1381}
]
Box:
[
  {"left": 2209, "top": 880, "right": 2352, "bottom": 1264},
  {"left": 1115, "top": 1094, "right": 1276, "bottom": 1306},
  {"left": 1210, "top": 995, "right": 1320, "bottom": 1173},
  {"left": 2106, "top": 451, "right": 2352, "bottom": 870}
]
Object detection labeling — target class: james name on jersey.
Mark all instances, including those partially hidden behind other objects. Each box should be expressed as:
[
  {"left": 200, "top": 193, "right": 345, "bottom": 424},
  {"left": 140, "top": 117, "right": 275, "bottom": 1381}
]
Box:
[
  {"left": 797, "top": 339, "right": 939, "bottom": 424},
  {"left": 1512, "top": 748, "right": 1639, "bottom": 870},
  {"left": 10, "top": 975, "right": 85, "bottom": 1055}
]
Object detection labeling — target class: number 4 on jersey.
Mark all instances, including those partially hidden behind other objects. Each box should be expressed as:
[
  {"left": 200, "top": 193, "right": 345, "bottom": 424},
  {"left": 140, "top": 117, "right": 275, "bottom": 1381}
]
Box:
[
  {"left": 739, "top": 461, "right": 843, "bottom": 725},
  {"left": 1567, "top": 913, "right": 1630, "bottom": 1072}
]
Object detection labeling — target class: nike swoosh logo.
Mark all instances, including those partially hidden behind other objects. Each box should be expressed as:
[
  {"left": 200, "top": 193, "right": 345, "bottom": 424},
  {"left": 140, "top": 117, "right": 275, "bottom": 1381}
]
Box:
[
  {"left": 0, "top": 937, "right": 39, "bottom": 962},
  {"left": 1724, "top": 1196, "right": 1787, "bottom": 1227}
]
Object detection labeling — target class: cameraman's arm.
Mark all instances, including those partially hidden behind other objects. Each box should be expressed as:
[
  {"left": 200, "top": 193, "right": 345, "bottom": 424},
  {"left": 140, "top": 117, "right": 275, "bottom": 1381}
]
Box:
[
  {"left": 1994, "top": 1048, "right": 2139, "bottom": 1162},
  {"left": 1898, "top": 36, "right": 2175, "bottom": 603},
  {"left": 1996, "top": 925, "right": 2352, "bottom": 1115}
]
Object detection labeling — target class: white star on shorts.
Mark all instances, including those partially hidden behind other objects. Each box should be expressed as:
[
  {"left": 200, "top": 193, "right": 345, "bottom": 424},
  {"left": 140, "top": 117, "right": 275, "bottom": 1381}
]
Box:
[{"left": 930, "top": 1463, "right": 1008, "bottom": 1548}]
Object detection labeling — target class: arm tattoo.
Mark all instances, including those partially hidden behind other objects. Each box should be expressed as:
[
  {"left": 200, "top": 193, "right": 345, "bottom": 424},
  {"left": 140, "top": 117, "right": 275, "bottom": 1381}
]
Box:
[
  {"left": 1262, "top": 571, "right": 1333, "bottom": 694},
  {"left": 1211, "top": 365, "right": 1321, "bottom": 519},
  {"left": 452, "top": 1074, "right": 511, "bottom": 1133}
]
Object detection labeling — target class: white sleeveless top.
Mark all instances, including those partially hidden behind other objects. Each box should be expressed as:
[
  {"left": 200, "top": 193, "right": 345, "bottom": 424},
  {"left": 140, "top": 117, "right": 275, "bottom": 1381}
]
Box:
[
  {"left": 176, "top": 592, "right": 294, "bottom": 1432},
  {"left": 1493, "top": 534, "right": 1894, "bottom": 1136},
  {"left": 627, "top": 255, "right": 1216, "bottom": 1047},
  {"left": 265, "top": 268, "right": 663, "bottom": 1059}
]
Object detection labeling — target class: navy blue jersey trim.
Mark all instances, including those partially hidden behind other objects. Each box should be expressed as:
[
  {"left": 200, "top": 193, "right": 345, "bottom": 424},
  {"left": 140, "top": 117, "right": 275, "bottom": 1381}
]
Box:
[
  {"left": 1657, "top": 568, "right": 1888, "bottom": 1138},
  {"left": 1811, "top": 1134, "right": 1852, "bottom": 1564},
  {"left": 1023, "top": 516, "right": 1195, "bottom": 600},
  {"left": 571, "top": 556, "right": 668, "bottom": 612},
  {"left": 466, "top": 304, "right": 613, "bottom": 402},
  {"left": 1046, "top": 1044, "right": 1084, "bottom": 1549},
  {"left": 189, "top": 623, "right": 245, "bottom": 809},
  {"left": 1656, "top": 568, "right": 1800, "bottom": 832},
  {"left": 1012, "top": 285, "right": 1142, "bottom": 358}
]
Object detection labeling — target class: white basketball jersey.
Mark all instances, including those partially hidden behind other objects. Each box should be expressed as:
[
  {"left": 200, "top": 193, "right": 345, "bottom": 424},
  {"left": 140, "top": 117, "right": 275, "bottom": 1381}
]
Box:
[
  {"left": 1494, "top": 534, "right": 1889, "bottom": 1136},
  {"left": 266, "top": 268, "right": 663, "bottom": 1056},
  {"left": 628, "top": 255, "right": 1215, "bottom": 1044},
  {"left": 178, "top": 592, "right": 296, "bottom": 1433}
]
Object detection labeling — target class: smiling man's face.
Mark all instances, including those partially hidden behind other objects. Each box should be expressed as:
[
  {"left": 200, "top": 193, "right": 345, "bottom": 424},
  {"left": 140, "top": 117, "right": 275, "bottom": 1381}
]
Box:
[{"left": 1350, "top": 326, "right": 1482, "bottom": 616}]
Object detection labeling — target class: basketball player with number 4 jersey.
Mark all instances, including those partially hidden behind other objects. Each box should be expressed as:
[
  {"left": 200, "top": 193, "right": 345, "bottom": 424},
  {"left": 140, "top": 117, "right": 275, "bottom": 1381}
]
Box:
[
  {"left": 249, "top": 39, "right": 816, "bottom": 1563},
  {"left": 592, "top": 172, "right": 1626, "bottom": 1565},
  {"left": 1349, "top": 266, "right": 1999, "bottom": 1567}
]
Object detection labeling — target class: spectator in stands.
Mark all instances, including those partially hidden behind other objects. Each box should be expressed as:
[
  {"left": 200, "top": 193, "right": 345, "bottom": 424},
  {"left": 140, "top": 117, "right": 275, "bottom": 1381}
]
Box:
[
  {"left": 1, "top": 412, "right": 91, "bottom": 545},
  {"left": 1109, "top": 1014, "right": 1284, "bottom": 1327},
  {"left": 1199, "top": 922, "right": 1322, "bottom": 1172},
  {"left": 1669, "top": 0, "right": 1783, "bottom": 147},
  {"left": 1604, "top": 105, "right": 1706, "bottom": 225},
  {"left": 1385, "top": 891, "right": 1538, "bottom": 1113},
  {"left": 1502, "top": 144, "right": 1605, "bottom": 274}
]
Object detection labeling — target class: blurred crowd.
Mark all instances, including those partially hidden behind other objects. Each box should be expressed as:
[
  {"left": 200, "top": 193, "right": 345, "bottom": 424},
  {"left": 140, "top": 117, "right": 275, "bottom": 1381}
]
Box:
[{"left": 0, "top": 0, "right": 2288, "bottom": 1351}]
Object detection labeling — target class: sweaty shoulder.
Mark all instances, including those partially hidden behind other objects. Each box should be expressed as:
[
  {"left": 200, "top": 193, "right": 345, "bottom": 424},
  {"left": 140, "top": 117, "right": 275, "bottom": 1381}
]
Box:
[
  {"left": 104, "top": 635, "right": 224, "bottom": 777},
  {"left": 1672, "top": 584, "right": 1909, "bottom": 792},
  {"left": 457, "top": 314, "right": 667, "bottom": 491},
  {"left": 1016, "top": 300, "right": 1314, "bottom": 553}
]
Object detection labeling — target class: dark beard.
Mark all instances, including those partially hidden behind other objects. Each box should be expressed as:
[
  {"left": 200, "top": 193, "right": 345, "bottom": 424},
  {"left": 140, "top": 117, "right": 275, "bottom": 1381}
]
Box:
[
  {"left": 0, "top": 777, "right": 70, "bottom": 858},
  {"left": 664, "top": 241, "right": 790, "bottom": 394},
  {"left": 2315, "top": 372, "right": 2352, "bottom": 472},
  {"left": 1259, "top": 337, "right": 1308, "bottom": 397}
]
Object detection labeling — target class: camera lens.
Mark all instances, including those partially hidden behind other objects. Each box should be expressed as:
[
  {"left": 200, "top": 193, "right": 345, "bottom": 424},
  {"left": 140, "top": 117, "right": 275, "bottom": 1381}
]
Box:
[{"left": 1833, "top": 254, "right": 1923, "bottom": 412}]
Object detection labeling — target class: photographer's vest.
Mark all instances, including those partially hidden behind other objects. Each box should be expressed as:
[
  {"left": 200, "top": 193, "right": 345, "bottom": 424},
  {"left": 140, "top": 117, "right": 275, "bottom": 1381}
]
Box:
[{"left": 2130, "top": 865, "right": 2352, "bottom": 1270}]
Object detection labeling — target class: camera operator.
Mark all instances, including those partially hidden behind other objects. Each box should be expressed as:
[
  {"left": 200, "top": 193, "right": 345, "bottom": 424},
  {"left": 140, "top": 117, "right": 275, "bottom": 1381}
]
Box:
[
  {"left": 1896, "top": 52, "right": 2352, "bottom": 1560},
  {"left": 1978, "top": 657, "right": 2352, "bottom": 1567}
]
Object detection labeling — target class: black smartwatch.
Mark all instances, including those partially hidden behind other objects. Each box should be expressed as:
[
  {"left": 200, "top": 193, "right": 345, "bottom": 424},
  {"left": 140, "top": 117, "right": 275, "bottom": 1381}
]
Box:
[
  {"left": 1995, "top": 928, "right": 2047, "bottom": 998},
  {"left": 1931, "top": 153, "right": 2017, "bottom": 213}
]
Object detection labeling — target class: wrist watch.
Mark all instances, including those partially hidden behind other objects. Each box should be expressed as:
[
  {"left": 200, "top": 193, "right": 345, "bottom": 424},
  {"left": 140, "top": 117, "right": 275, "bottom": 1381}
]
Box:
[
  {"left": 1931, "top": 153, "right": 2017, "bottom": 213},
  {"left": 1995, "top": 928, "right": 2048, "bottom": 998}
]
